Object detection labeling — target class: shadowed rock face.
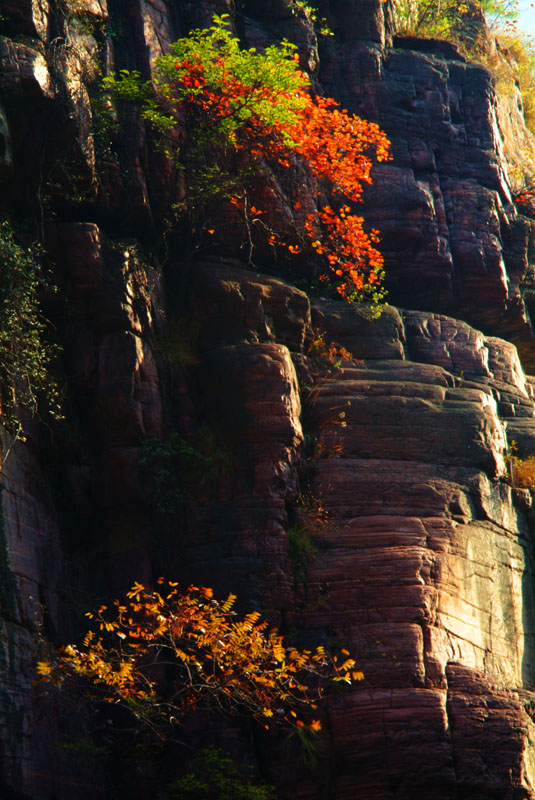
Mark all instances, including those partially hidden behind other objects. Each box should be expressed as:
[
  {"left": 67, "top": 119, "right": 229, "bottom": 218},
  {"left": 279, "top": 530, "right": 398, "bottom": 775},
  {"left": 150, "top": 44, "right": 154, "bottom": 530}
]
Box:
[{"left": 2, "top": 0, "right": 535, "bottom": 798}]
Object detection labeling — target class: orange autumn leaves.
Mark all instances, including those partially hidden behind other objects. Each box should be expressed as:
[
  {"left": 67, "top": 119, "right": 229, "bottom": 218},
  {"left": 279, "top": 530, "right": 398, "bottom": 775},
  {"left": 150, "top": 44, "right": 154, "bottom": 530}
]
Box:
[
  {"left": 37, "top": 581, "right": 362, "bottom": 735},
  {"left": 106, "top": 15, "right": 390, "bottom": 307},
  {"left": 268, "top": 89, "right": 390, "bottom": 304},
  {"left": 181, "top": 54, "right": 390, "bottom": 304}
]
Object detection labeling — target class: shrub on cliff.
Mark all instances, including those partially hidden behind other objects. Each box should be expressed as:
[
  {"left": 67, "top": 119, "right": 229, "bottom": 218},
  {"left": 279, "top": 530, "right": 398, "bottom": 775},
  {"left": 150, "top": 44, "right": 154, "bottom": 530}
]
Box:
[
  {"left": 101, "top": 15, "right": 390, "bottom": 308},
  {"left": 37, "top": 579, "right": 362, "bottom": 738},
  {"left": 393, "top": 0, "right": 517, "bottom": 45},
  {"left": 490, "top": 30, "right": 535, "bottom": 134},
  {"left": 166, "top": 747, "right": 276, "bottom": 800},
  {"left": 0, "top": 220, "right": 61, "bottom": 449},
  {"left": 393, "top": 0, "right": 535, "bottom": 143}
]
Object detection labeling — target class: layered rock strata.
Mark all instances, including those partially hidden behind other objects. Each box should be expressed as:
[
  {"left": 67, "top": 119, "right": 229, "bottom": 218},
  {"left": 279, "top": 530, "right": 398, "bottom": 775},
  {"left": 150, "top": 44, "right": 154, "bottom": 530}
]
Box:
[
  {"left": 1, "top": 0, "right": 535, "bottom": 798},
  {"left": 190, "top": 264, "right": 535, "bottom": 799}
]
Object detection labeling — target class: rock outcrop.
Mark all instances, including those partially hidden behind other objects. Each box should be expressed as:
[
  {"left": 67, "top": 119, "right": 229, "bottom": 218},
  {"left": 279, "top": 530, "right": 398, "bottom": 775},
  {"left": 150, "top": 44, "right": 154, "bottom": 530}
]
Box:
[
  {"left": 319, "top": 3, "right": 535, "bottom": 368},
  {"left": 189, "top": 265, "right": 535, "bottom": 799},
  {"left": 2, "top": 1, "right": 535, "bottom": 798}
]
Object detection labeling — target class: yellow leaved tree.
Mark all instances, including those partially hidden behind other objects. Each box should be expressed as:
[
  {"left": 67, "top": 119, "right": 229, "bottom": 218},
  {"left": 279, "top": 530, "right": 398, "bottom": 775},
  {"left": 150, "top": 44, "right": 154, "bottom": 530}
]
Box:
[{"left": 38, "top": 580, "right": 361, "bottom": 737}]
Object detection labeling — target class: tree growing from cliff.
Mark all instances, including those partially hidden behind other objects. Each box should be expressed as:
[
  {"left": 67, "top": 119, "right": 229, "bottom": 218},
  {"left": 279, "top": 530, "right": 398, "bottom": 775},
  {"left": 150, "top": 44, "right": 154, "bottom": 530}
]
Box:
[
  {"left": 37, "top": 580, "right": 361, "bottom": 737},
  {"left": 101, "top": 15, "right": 390, "bottom": 307}
]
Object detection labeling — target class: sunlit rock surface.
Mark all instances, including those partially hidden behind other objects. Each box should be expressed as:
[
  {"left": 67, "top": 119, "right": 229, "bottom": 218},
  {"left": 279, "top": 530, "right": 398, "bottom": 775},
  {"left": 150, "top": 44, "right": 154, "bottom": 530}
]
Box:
[{"left": 1, "top": 0, "right": 535, "bottom": 797}]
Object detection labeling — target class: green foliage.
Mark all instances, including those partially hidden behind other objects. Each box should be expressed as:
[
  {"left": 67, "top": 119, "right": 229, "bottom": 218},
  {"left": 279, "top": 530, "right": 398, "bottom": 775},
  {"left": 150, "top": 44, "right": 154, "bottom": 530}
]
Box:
[
  {"left": 154, "top": 317, "right": 200, "bottom": 367},
  {"left": 102, "top": 69, "right": 154, "bottom": 106},
  {"left": 291, "top": 0, "right": 333, "bottom": 36},
  {"left": 102, "top": 16, "right": 306, "bottom": 143},
  {"left": 152, "top": 17, "right": 306, "bottom": 142},
  {"left": 287, "top": 493, "right": 332, "bottom": 572},
  {"left": 193, "top": 425, "right": 235, "bottom": 480},
  {"left": 58, "top": 736, "right": 111, "bottom": 778},
  {"left": 139, "top": 433, "right": 211, "bottom": 519},
  {"left": 0, "top": 220, "right": 61, "bottom": 437},
  {"left": 490, "top": 30, "right": 535, "bottom": 133},
  {"left": 139, "top": 428, "right": 233, "bottom": 521},
  {"left": 100, "top": 15, "right": 389, "bottom": 307},
  {"left": 100, "top": 15, "right": 309, "bottom": 239},
  {"left": 287, "top": 524, "right": 318, "bottom": 570},
  {"left": 393, "top": 0, "right": 477, "bottom": 43},
  {"left": 393, "top": 0, "right": 516, "bottom": 46},
  {"left": 165, "top": 747, "right": 276, "bottom": 800}
]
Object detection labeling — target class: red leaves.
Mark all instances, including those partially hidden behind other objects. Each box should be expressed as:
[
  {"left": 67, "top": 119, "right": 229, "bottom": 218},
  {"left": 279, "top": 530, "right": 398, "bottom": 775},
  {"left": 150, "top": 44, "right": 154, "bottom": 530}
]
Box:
[
  {"left": 269, "top": 92, "right": 390, "bottom": 303},
  {"left": 154, "top": 20, "right": 390, "bottom": 306},
  {"left": 514, "top": 187, "right": 535, "bottom": 216}
]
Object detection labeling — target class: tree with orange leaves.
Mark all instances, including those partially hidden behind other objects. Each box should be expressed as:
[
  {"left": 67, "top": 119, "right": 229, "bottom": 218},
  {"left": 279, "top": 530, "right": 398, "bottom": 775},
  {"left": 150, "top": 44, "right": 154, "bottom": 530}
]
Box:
[
  {"left": 102, "top": 15, "right": 390, "bottom": 309},
  {"left": 37, "top": 580, "right": 361, "bottom": 738}
]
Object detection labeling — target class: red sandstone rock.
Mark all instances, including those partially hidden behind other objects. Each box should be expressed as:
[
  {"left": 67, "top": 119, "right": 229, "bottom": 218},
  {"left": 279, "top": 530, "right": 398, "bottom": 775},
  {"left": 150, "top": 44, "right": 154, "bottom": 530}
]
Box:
[
  {"left": 1, "top": 0, "right": 49, "bottom": 40},
  {"left": 2, "top": 1, "right": 535, "bottom": 799}
]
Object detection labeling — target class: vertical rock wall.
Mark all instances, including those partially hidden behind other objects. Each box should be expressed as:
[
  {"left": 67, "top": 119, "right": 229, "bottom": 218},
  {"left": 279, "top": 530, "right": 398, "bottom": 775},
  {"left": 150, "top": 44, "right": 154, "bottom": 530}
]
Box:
[
  {"left": 2, "top": 0, "right": 535, "bottom": 798},
  {"left": 318, "top": 6, "right": 535, "bottom": 366}
]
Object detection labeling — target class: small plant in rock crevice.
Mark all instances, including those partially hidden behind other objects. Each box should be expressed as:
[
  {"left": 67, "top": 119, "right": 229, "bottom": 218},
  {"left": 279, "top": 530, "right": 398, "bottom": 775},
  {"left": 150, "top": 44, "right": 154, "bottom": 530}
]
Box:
[
  {"left": 291, "top": 0, "right": 334, "bottom": 36},
  {"left": 506, "top": 440, "right": 535, "bottom": 490},
  {"left": 139, "top": 428, "right": 234, "bottom": 522},
  {"left": 139, "top": 433, "right": 209, "bottom": 520},
  {"left": 287, "top": 523, "right": 319, "bottom": 572},
  {"left": 154, "top": 316, "right": 201, "bottom": 368},
  {"left": 286, "top": 491, "right": 336, "bottom": 574},
  {"left": 166, "top": 746, "right": 276, "bottom": 800},
  {"left": 301, "top": 376, "right": 350, "bottom": 463},
  {"left": 307, "top": 331, "right": 355, "bottom": 370},
  {"left": 513, "top": 457, "right": 535, "bottom": 489}
]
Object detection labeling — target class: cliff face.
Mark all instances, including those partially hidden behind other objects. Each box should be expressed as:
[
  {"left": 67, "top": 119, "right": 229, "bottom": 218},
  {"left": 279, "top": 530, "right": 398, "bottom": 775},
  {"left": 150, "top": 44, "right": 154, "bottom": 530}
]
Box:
[
  {"left": 319, "top": 3, "right": 535, "bottom": 366},
  {"left": 3, "top": 1, "right": 535, "bottom": 798}
]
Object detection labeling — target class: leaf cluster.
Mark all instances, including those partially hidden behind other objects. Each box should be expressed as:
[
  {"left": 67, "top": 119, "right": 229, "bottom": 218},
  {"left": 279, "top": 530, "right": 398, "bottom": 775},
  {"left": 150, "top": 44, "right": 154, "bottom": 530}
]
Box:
[
  {"left": 37, "top": 580, "right": 361, "bottom": 737},
  {"left": 139, "top": 429, "right": 233, "bottom": 526},
  {"left": 393, "top": 0, "right": 519, "bottom": 49},
  {"left": 100, "top": 15, "right": 390, "bottom": 308},
  {"left": 506, "top": 441, "right": 535, "bottom": 490},
  {"left": 287, "top": 524, "right": 318, "bottom": 571},
  {"left": 166, "top": 747, "right": 276, "bottom": 800},
  {"left": 0, "top": 220, "right": 61, "bottom": 437},
  {"left": 139, "top": 433, "right": 212, "bottom": 519},
  {"left": 489, "top": 30, "right": 535, "bottom": 134},
  {"left": 307, "top": 332, "right": 354, "bottom": 369}
]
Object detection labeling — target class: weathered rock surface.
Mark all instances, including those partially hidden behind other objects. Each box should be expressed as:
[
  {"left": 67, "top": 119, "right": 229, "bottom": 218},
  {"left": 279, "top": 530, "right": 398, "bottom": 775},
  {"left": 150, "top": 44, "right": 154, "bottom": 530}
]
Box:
[
  {"left": 0, "top": 431, "right": 68, "bottom": 799},
  {"left": 2, "top": 0, "right": 535, "bottom": 799},
  {"left": 185, "top": 267, "right": 535, "bottom": 799},
  {"left": 317, "top": 32, "right": 535, "bottom": 367},
  {"left": 287, "top": 299, "right": 535, "bottom": 798}
]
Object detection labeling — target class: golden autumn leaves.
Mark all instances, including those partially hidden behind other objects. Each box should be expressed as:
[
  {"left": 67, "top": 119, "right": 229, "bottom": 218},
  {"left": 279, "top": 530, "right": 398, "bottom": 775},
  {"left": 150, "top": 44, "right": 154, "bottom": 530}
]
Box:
[{"left": 37, "top": 580, "right": 362, "bottom": 736}]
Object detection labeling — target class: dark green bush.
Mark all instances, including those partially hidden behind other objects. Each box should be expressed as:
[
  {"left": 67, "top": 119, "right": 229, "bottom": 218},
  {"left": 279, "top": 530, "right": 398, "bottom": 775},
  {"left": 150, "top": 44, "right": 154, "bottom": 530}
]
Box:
[
  {"left": 165, "top": 747, "right": 276, "bottom": 800},
  {"left": 0, "top": 220, "right": 61, "bottom": 438}
]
